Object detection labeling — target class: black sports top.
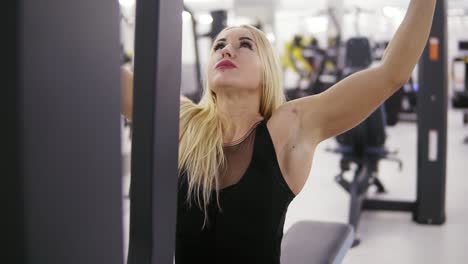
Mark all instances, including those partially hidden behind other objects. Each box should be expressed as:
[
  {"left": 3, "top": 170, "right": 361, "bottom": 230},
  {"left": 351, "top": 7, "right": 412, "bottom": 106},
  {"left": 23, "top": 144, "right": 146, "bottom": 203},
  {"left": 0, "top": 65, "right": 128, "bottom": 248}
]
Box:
[{"left": 175, "top": 120, "right": 295, "bottom": 264}]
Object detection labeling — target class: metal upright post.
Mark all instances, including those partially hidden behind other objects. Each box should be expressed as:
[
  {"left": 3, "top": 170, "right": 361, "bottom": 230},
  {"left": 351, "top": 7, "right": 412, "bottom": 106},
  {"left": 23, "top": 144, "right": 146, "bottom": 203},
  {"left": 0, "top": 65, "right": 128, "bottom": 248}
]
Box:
[
  {"left": 127, "top": 0, "right": 182, "bottom": 263},
  {"left": 415, "top": 0, "right": 447, "bottom": 225}
]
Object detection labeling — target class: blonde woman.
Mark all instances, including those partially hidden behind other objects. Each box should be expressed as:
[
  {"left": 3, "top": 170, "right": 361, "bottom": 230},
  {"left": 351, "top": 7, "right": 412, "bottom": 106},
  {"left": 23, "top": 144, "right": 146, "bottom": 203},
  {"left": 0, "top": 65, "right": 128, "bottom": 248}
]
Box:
[{"left": 121, "top": 0, "right": 436, "bottom": 262}]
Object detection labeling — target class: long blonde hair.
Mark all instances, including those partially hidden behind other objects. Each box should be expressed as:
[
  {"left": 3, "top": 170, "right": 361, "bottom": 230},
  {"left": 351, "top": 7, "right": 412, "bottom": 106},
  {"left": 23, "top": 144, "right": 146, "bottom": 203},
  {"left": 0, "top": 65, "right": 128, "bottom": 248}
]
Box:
[{"left": 178, "top": 25, "right": 285, "bottom": 223}]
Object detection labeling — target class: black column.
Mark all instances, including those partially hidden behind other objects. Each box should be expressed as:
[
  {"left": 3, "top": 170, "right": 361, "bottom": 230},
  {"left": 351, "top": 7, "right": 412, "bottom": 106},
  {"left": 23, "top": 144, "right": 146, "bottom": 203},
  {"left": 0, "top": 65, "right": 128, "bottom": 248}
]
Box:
[
  {"left": 415, "top": 0, "right": 447, "bottom": 225},
  {"left": 127, "top": 0, "right": 182, "bottom": 263},
  {"left": 8, "top": 0, "right": 124, "bottom": 263},
  {"left": 5, "top": 0, "right": 24, "bottom": 261}
]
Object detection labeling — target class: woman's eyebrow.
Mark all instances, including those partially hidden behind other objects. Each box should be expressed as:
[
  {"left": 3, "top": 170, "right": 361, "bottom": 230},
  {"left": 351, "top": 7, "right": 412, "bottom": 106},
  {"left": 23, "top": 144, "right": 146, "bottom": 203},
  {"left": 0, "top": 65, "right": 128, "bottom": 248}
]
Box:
[
  {"left": 239, "top": 37, "right": 254, "bottom": 42},
  {"left": 215, "top": 37, "right": 254, "bottom": 43}
]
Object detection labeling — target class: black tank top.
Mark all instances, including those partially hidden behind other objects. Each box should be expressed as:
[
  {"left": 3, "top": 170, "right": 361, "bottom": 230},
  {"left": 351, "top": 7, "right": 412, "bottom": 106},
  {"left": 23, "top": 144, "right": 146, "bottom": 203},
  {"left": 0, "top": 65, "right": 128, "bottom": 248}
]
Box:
[{"left": 176, "top": 120, "right": 295, "bottom": 264}]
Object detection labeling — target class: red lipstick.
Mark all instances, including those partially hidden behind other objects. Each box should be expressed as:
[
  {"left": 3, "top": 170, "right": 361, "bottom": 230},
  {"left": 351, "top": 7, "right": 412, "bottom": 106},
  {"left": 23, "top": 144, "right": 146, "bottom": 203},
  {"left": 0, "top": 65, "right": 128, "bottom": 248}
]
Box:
[{"left": 215, "top": 59, "right": 237, "bottom": 69}]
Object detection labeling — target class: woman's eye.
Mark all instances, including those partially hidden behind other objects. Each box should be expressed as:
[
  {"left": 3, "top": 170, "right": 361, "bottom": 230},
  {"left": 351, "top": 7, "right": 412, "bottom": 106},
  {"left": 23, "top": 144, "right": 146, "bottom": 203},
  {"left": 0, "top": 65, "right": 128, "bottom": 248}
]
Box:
[
  {"left": 240, "top": 41, "right": 252, "bottom": 49},
  {"left": 213, "top": 43, "right": 225, "bottom": 51}
]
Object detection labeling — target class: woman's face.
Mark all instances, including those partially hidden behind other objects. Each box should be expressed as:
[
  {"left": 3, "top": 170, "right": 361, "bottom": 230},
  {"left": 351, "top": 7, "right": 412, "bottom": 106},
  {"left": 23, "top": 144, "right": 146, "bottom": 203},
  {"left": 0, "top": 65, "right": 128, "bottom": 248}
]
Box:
[{"left": 207, "top": 28, "right": 262, "bottom": 95}]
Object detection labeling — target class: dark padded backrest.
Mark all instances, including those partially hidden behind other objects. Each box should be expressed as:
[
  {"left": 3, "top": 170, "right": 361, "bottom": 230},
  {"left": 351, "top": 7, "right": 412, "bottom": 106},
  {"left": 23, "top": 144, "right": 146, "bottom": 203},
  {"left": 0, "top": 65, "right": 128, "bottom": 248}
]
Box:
[
  {"left": 336, "top": 105, "right": 387, "bottom": 155},
  {"left": 345, "top": 37, "right": 373, "bottom": 68},
  {"left": 337, "top": 37, "right": 385, "bottom": 156},
  {"left": 366, "top": 106, "right": 387, "bottom": 146}
]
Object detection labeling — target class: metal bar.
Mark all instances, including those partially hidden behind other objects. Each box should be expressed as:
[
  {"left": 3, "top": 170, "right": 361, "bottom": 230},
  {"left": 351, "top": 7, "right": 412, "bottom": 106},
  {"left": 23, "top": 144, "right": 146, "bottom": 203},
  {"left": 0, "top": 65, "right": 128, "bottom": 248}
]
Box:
[
  {"left": 415, "top": 0, "right": 447, "bottom": 225},
  {"left": 363, "top": 200, "right": 416, "bottom": 212},
  {"left": 348, "top": 165, "right": 367, "bottom": 231},
  {"left": 5, "top": 0, "right": 24, "bottom": 261},
  {"left": 127, "top": 0, "right": 182, "bottom": 263}
]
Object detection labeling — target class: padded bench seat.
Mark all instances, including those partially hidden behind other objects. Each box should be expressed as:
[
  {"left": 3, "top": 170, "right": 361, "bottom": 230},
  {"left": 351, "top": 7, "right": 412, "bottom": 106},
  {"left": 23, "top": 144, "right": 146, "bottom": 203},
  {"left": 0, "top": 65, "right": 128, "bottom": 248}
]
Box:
[{"left": 281, "top": 221, "right": 355, "bottom": 264}]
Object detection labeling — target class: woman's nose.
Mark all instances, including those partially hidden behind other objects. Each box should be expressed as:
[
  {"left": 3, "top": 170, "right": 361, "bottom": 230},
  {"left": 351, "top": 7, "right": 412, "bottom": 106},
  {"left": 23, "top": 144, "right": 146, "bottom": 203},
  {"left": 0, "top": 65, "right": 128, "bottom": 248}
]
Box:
[{"left": 221, "top": 44, "right": 234, "bottom": 58}]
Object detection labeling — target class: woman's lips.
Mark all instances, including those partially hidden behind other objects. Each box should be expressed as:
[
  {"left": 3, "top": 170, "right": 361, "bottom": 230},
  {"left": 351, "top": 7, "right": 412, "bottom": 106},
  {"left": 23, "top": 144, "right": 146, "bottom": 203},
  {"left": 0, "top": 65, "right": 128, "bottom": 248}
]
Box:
[{"left": 215, "top": 60, "right": 237, "bottom": 69}]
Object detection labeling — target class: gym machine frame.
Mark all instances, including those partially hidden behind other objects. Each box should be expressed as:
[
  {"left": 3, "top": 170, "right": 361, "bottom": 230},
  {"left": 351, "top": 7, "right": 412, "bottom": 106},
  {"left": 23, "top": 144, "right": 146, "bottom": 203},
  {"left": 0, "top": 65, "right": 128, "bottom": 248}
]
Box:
[{"left": 332, "top": 0, "right": 447, "bottom": 246}]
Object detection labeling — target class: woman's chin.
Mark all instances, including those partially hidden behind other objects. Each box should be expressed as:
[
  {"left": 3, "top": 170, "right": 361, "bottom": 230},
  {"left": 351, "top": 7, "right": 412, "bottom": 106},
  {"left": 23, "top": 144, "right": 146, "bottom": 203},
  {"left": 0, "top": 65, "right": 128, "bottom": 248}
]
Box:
[{"left": 211, "top": 79, "right": 239, "bottom": 90}]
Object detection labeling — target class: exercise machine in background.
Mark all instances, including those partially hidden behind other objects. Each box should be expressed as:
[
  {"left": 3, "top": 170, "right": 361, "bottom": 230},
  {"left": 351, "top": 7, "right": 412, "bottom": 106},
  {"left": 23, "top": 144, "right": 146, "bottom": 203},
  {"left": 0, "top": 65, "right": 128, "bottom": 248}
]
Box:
[
  {"left": 282, "top": 8, "right": 342, "bottom": 101},
  {"left": 327, "top": 37, "right": 403, "bottom": 247},
  {"left": 328, "top": 0, "right": 447, "bottom": 247},
  {"left": 451, "top": 41, "right": 468, "bottom": 143}
]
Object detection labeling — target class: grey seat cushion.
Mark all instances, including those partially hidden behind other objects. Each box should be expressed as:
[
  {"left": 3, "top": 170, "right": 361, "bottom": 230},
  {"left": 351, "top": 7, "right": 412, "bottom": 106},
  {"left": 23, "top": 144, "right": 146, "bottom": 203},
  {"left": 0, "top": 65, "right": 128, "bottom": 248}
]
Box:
[{"left": 281, "top": 221, "right": 355, "bottom": 264}]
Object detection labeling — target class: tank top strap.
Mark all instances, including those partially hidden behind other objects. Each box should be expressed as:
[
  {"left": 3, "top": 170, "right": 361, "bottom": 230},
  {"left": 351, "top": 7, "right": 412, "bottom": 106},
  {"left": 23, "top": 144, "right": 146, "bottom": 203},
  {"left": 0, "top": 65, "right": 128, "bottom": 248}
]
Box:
[{"left": 253, "top": 119, "right": 278, "bottom": 160}]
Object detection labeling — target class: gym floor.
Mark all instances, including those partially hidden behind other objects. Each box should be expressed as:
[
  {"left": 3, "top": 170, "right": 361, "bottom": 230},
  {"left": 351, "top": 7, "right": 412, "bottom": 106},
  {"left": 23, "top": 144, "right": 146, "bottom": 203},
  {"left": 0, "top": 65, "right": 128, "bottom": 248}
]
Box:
[{"left": 122, "top": 108, "right": 467, "bottom": 264}]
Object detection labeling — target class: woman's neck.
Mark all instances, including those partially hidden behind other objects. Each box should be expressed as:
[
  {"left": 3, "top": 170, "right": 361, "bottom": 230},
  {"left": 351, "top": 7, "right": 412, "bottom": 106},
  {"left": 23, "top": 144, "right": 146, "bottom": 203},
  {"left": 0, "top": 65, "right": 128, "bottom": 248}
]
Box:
[{"left": 216, "top": 94, "right": 263, "bottom": 144}]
